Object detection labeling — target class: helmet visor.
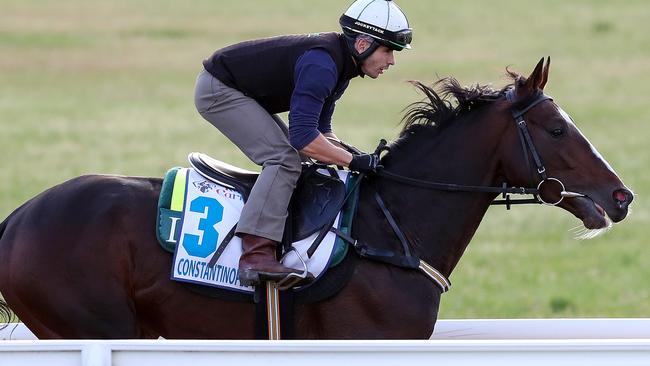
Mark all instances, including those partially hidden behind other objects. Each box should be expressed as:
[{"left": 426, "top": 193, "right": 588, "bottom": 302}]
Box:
[
  {"left": 395, "top": 29, "right": 413, "bottom": 48},
  {"left": 380, "top": 29, "right": 412, "bottom": 50}
]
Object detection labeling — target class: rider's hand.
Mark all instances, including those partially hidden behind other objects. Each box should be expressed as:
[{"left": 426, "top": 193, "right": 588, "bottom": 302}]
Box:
[{"left": 348, "top": 153, "right": 380, "bottom": 173}]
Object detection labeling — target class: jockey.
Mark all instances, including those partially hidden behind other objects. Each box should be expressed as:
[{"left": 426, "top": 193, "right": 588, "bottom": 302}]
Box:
[{"left": 194, "top": 0, "right": 412, "bottom": 286}]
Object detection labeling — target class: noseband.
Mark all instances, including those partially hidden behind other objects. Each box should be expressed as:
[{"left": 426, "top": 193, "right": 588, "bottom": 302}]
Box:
[{"left": 376, "top": 88, "right": 585, "bottom": 208}]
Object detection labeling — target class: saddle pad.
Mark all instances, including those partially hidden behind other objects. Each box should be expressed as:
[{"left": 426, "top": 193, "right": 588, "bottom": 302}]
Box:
[{"left": 158, "top": 167, "right": 350, "bottom": 294}]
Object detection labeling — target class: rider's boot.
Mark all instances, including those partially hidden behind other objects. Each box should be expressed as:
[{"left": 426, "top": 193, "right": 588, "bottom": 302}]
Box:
[{"left": 238, "top": 233, "right": 311, "bottom": 287}]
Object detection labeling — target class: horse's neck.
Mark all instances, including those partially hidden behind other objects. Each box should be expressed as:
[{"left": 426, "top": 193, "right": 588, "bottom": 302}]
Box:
[{"left": 356, "top": 113, "right": 505, "bottom": 277}]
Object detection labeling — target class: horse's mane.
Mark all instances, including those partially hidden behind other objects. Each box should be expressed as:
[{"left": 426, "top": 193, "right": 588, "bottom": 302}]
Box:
[{"left": 400, "top": 71, "right": 520, "bottom": 137}]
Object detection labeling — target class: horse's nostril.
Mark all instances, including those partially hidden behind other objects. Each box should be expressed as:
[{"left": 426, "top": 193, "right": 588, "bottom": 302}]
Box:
[{"left": 613, "top": 189, "right": 633, "bottom": 206}]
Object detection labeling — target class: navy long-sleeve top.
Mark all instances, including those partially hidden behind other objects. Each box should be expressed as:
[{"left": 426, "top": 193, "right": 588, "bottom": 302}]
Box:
[{"left": 288, "top": 49, "right": 348, "bottom": 150}]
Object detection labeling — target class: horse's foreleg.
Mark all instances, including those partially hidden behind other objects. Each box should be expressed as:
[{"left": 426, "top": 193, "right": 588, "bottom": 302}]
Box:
[{"left": 295, "top": 260, "right": 440, "bottom": 339}]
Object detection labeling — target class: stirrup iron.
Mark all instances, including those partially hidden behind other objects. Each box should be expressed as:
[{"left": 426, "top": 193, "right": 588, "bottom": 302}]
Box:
[{"left": 276, "top": 248, "right": 309, "bottom": 290}]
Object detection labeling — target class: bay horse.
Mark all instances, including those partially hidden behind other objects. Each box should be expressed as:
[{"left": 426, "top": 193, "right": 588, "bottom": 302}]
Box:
[{"left": 0, "top": 58, "right": 633, "bottom": 339}]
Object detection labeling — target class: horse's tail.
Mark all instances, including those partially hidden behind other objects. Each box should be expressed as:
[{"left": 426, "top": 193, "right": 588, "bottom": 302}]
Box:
[
  {"left": 0, "top": 299, "right": 13, "bottom": 331},
  {"left": 0, "top": 213, "right": 18, "bottom": 330}
]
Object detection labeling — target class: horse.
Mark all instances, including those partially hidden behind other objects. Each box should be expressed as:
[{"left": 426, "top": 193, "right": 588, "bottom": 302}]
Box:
[{"left": 0, "top": 58, "right": 633, "bottom": 339}]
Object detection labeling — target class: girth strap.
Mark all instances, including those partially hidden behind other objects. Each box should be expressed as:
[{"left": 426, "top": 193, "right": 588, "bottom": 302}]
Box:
[
  {"left": 354, "top": 239, "right": 421, "bottom": 269},
  {"left": 327, "top": 208, "right": 420, "bottom": 271},
  {"left": 329, "top": 222, "right": 451, "bottom": 292},
  {"left": 419, "top": 260, "right": 451, "bottom": 292}
]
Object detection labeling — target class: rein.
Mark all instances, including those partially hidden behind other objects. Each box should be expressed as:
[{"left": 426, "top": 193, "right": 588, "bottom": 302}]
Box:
[
  {"left": 319, "top": 90, "right": 586, "bottom": 293},
  {"left": 376, "top": 89, "right": 585, "bottom": 208},
  {"left": 335, "top": 90, "right": 586, "bottom": 293}
]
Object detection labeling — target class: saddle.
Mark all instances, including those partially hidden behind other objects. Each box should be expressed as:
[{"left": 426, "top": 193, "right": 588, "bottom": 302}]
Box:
[{"left": 188, "top": 152, "right": 347, "bottom": 242}]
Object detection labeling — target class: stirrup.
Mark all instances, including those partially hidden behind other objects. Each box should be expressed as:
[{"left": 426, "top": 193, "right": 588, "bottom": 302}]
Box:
[{"left": 276, "top": 248, "right": 309, "bottom": 290}]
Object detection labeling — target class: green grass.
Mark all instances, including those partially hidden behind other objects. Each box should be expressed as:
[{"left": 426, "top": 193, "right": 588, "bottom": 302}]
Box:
[{"left": 1, "top": 0, "right": 649, "bottom": 321}]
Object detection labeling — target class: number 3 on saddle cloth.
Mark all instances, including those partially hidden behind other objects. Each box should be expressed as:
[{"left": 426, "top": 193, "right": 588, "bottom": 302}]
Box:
[{"left": 156, "top": 153, "right": 358, "bottom": 295}]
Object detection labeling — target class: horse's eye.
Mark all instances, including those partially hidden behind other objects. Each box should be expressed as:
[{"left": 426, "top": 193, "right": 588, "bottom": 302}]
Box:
[{"left": 551, "top": 128, "right": 564, "bottom": 137}]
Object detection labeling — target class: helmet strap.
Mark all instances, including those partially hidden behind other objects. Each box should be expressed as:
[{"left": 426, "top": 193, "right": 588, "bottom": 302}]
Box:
[{"left": 343, "top": 34, "right": 380, "bottom": 75}]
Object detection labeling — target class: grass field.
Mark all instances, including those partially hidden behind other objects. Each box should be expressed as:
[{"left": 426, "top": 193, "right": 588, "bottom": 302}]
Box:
[{"left": 1, "top": 0, "right": 648, "bottom": 321}]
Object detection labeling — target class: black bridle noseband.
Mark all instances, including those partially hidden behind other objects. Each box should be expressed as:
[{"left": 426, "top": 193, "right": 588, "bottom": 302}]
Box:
[{"left": 376, "top": 88, "right": 585, "bottom": 208}]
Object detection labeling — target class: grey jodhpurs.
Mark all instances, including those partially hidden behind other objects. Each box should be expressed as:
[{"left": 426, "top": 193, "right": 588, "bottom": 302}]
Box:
[{"left": 194, "top": 69, "right": 302, "bottom": 242}]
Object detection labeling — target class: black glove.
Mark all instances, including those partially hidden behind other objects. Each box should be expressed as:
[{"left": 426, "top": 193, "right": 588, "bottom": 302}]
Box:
[{"left": 349, "top": 153, "right": 380, "bottom": 173}]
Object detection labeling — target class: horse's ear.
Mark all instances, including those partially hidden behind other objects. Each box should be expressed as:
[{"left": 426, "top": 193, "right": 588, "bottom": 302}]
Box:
[
  {"left": 539, "top": 56, "right": 551, "bottom": 90},
  {"left": 524, "top": 57, "right": 545, "bottom": 92}
]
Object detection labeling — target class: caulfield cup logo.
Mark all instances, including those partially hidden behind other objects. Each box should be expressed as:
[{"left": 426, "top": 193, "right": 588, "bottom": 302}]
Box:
[{"left": 192, "top": 179, "right": 243, "bottom": 201}]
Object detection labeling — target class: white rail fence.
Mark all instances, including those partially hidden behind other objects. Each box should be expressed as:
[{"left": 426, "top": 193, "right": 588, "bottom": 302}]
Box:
[
  {"left": 1, "top": 339, "right": 649, "bottom": 366},
  {"left": 4, "top": 318, "right": 650, "bottom": 340},
  {"left": 2, "top": 319, "right": 650, "bottom": 366}
]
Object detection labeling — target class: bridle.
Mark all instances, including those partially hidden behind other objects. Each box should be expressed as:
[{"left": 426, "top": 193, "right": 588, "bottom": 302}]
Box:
[
  {"left": 376, "top": 88, "right": 585, "bottom": 208},
  {"left": 319, "top": 89, "right": 587, "bottom": 293},
  {"left": 505, "top": 88, "right": 585, "bottom": 205}
]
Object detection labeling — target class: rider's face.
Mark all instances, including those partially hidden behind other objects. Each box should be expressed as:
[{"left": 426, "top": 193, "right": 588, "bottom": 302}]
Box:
[{"left": 355, "top": 40, "right": 396, "bottom": 79}]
